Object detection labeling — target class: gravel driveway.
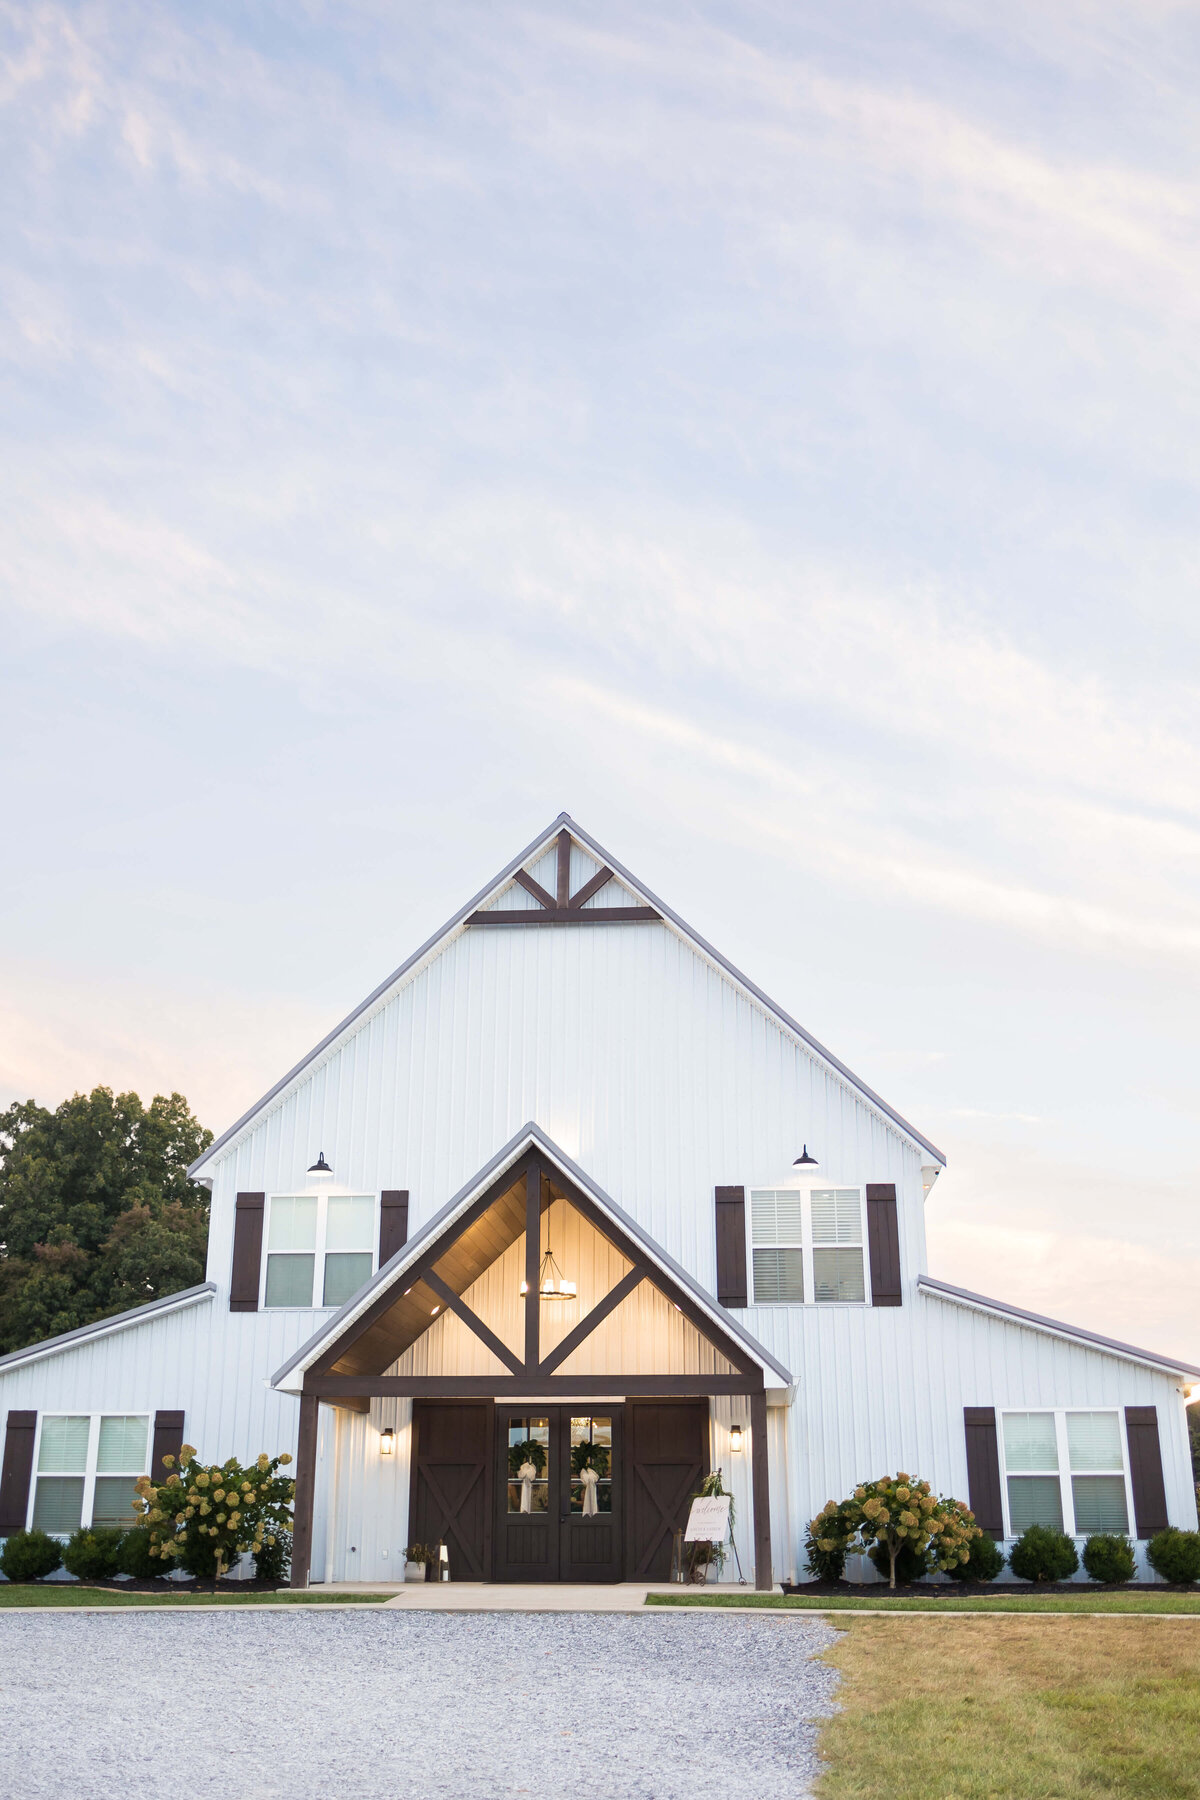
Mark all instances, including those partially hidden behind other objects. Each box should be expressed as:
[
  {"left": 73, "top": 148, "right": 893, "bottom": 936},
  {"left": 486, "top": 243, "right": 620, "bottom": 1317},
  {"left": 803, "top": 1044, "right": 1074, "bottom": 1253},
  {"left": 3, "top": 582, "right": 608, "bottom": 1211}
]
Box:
[{"left": 0, "top": 1608, "right": 840, "bottom": 1799}]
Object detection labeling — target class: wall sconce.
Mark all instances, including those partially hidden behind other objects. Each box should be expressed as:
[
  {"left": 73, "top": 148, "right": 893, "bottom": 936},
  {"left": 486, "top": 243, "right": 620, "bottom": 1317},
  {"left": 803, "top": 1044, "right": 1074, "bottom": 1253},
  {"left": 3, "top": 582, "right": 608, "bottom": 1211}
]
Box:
[
  {"left": 308, "top": 1152, "right": 333, "bottom": 1178},
  {"left": 729, "top": 1424, "right": 744, "bottom": 1453},
  {"left": 380, "top": 1428, "right": 395, "bottom": 1456}
]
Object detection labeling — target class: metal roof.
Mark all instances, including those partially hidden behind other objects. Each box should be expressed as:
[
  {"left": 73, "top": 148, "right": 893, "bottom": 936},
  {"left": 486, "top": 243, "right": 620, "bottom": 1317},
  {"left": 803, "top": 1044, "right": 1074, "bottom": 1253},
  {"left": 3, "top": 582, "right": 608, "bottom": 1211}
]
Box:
[
  {"left": 191, "top": 812, "right": 945, "bottom": 1176},
  {"left": 918, "top": 1275, "right": 1200, "bottom": 1379},
  {"left": 0, "top": 1282, "right": 217, "bottom": 1373},
  {"left": 270, "top": 1121, "right": 794, "bottom": 1392}
]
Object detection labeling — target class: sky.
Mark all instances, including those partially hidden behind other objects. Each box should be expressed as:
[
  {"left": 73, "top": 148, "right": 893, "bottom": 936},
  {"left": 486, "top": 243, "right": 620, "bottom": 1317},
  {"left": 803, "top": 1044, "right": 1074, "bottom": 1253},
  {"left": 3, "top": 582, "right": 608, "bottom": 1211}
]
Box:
[{"left": 2, "top": 1, "right": 1199, "bottom": 1363}]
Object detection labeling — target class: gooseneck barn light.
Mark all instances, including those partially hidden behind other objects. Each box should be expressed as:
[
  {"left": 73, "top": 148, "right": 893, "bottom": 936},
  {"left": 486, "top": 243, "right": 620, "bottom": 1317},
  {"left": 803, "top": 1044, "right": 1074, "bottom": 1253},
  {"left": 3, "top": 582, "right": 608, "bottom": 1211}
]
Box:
[
  {"left": 307, "top": 1151, "right": 333, "bottom": 1177},
  {"left": 792, "top": 1145, "right": 818, "bottom": 1166}
]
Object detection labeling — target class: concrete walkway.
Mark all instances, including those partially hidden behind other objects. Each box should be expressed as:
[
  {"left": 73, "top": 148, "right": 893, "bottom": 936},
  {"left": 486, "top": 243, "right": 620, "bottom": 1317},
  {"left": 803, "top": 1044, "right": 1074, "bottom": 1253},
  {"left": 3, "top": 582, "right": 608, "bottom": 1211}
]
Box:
[{"left": 314, "top": 1579, "right": 758, "bottom": 1610}]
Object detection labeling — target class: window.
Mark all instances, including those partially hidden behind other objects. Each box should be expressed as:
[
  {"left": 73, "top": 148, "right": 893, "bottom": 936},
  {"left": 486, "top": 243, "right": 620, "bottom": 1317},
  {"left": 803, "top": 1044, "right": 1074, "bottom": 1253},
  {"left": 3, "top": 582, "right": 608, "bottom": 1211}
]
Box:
[
  {"left": 750, "top": 1186, "right": 867, "bottom": 1305},
  {"left": 1001, "top": 1409, "right": 1130, "bottom": 1537},
  {"left": 30, "top": 1414, "right": 149, "bottom": 1535},
  {"left": 264, "top": 1193, "right": 376, "bottom": 1308}
]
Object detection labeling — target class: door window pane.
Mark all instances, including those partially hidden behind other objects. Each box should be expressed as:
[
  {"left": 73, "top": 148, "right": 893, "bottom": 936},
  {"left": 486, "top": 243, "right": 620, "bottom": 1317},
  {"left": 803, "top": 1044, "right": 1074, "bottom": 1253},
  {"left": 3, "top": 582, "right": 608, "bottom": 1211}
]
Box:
[
  {"left": 1067, "top": 1412, "right": 1123, "bottom": 1472},
  {"left": 570, "top": 1416, "right": 614, "bottom": 1515},
  {"left": 812, "top": 1247, "right": 866, "bottom": 1302},
  {"left": 96, "top": 1415, "right": 148, "bottom": 1473},
  {"left": 507, "top": 1416, "right": 549, "bottom": 1514},
  {"left": 1003, "top": 1412, "right": 1059, "bottom": 1472},
  {"left": 1007, "top": 1475, "right": 1064, "bottom": 1532},
  {"left": 265, "top": 1253, "right": 316, "bottom": 1307},
  {"left": 92, "top": 1476, "right": 141, "bottom": 1529},
  {"left": 325, "top": 1196, "right": 374, "bottom": 1251},
  {"left": 1072, "top": 1476, "right": 1129, "bottom": 1535},
  {"left": 322, "top": 1251, "right": 373, "bottom": 1307},
  {"left": 38, "top": 1416, "right": 90, "bottom": 1472},
  {"left": 32, "top": 1476, "right": 85, "bottom": 1534},
  {"left": 752, "top": 1247, "right": 805, "bottom": 1304},
  {"left": 267, "top": 1196, "right": 317, "bottom": 1252}
]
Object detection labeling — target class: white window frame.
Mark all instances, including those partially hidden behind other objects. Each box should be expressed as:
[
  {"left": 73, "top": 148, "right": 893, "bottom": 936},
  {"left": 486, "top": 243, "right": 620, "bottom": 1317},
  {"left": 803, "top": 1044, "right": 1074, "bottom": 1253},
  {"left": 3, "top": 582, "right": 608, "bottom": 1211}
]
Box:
[
  {"left": 999, "top": 1408, "right": 1135, "bottom": 1539},
  {"left": 27, "top": 1411, "right": 151, "bottom": 1535},
  {"left": 748, "top": 1185, "right": 871, "bottom": 1307},
  {"left": 261, "top": 1191, "right": 379, "bottom": 1311}
]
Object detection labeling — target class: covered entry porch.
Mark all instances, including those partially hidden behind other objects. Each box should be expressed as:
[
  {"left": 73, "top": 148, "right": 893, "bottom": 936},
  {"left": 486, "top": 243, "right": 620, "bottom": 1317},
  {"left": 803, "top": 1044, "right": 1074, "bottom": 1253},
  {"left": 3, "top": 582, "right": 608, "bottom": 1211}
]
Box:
[{"left": 274, "top": 1127, "right": 791, "bottom": 1590}]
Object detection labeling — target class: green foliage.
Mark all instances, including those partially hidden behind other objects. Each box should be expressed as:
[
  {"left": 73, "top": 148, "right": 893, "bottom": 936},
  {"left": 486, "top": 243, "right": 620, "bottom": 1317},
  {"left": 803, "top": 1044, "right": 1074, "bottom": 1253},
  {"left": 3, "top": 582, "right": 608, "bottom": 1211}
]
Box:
[
  {"left": 61, "top": 1526, "right": 125, "bottom": 1581},
  {"left": 0, "top": 1528, "right": 64, "bottom": 1582},
  {"left": 812, "top": 1473, "right": 983, "bottom": 1590},
  {"left": 1146, "top": 1528, "right": 1200, "bottom": 1585},
  {"left": 570, "top": 1441, "right": 610, "bottom": 1478},
  {"left": 117, "top": 1528, "right": 165, "bottom": 1580},
  {"left": 252, "top": 1534, "right": 291, "bottom": 1586},
  {"left": 1009, "top": 1524, "right": 1080, "bottom": 1582},
  {"left": 1188, "top": 1405, "right": 1199, "bottom": 1484},
  {"left": 134, "top": 1446, "right": 295, "bottom": 1584},
  {"left": 1081, "top": 1533, "right": 1135, "bottom": 1584},
  {"left": 868, "top": 1540, "right": 931, "bottom": 1584},
  {"left": 945, "top": 1532, "right": 1005, "bottom": 1582},
  {"left": 508, "top": 1438, "right": 546, "bottom": 1476},
  {"left": 0, "top": 1088, "right": 212, "bottom": 1354},
  {"left": 806, "top": 1496, "right": 859, "bottom": 1582}
]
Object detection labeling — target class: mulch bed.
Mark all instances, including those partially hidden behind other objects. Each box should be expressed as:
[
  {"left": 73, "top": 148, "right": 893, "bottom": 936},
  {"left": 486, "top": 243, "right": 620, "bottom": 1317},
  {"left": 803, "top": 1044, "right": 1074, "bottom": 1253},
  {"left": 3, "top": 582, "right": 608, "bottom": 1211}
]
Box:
[
  {"left": 780, "top": 1579, "right": 1196, "bottom": 1596},
  {"left": 59, "top": 1577, "right": 290, "bottom": 1594}
]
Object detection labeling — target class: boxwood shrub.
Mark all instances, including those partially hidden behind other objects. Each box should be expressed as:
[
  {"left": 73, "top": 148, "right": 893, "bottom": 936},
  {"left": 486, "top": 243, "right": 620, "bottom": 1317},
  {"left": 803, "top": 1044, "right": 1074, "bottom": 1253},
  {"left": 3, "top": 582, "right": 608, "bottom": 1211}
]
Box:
[
  {"left": 0, "top": 1529, "right": 64, "bottom": 1583},
  {"left": 1081, "top": 1533, "right": 1135, "bottom": 1584},
  {"left": 62, "top": 1527, "right": 125, "bottom": 1582},
  {"left": 946, "top": 1532, "right": 1005, "bottom": 1582},
  {"left": 1146, "top": 1528, "right": 1200, "bottom": 1585},
  {"left": 1009, "top": 1524, "right": 1079, "bottom": 1582},
  {"left": 117, "top": 1527, "right": 166, "bottom": 1580}
]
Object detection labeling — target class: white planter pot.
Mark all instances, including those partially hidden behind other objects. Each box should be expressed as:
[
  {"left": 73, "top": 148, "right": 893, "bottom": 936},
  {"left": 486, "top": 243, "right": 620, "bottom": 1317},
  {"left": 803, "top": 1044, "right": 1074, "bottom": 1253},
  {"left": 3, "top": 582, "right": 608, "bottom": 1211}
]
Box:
[{"left": 405, "top": 1562, "right": 426, "bottom": 1583}]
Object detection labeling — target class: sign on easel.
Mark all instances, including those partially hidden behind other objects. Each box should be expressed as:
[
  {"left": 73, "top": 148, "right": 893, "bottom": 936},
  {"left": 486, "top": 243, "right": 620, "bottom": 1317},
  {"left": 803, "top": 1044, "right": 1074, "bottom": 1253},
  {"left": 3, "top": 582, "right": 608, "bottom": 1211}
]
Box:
[{"left": 684, "top": 1494, "right": 731, "bottom": 1542}]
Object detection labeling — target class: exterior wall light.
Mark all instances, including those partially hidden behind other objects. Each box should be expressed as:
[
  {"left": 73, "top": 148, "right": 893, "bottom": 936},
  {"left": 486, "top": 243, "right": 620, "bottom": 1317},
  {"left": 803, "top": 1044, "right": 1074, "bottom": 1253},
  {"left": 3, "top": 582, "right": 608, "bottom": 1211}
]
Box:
[
  {"left": 380, "top": 1428, "right": 395, "bottom": 1456},
  {"left": 307, "top": 1152, "right": 333, "bottom": 1177},
  {"left": 729, "top": 1424, "right": 744, "bottom": 1453},
  {"left": 792, "top": 1145, "right": 818, "bottom": 1166}
]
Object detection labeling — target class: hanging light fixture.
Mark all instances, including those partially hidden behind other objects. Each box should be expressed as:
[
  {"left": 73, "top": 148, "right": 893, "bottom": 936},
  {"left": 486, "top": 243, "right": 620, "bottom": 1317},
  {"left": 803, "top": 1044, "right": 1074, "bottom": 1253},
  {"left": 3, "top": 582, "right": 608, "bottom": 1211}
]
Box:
[
  {"left": 307, "top": 1151, "right": 333, "bottom": 1177},
  {"left": 792, "top": 1145, "right": 818, "bottom": 1166},
  {"left": 519, "top": 1217, "right": 576, "bottom": 1300}
]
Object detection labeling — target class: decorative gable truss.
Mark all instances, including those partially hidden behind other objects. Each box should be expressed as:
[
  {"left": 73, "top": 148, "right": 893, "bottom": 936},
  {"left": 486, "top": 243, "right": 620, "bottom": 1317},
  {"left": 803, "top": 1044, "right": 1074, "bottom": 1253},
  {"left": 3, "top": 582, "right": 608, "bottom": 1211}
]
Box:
[{"left": 467, "top": 828, "right": 661, "bottom": 927}]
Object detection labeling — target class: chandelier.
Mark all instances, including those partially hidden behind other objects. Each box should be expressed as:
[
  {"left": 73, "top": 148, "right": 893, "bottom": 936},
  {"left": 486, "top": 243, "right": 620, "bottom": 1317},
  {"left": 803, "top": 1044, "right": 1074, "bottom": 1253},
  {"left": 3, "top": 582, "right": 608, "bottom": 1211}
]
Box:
[{"left": 520, "top": 1226, "right": 576, "bottom": 1300}]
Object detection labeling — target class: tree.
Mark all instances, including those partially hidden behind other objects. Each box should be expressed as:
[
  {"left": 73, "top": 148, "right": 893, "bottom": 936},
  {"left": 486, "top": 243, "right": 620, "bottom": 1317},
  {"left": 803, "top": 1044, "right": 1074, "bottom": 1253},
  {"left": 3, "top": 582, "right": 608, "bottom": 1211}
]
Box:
[
  {"left": 810, "top": 1472, "right": 983, "bottom": 1589},
  {"left": 134, "top": 1447, "right": 294, "bottom": 1585},
  {"left": 0, "top": 1088, "right": 212, "bottom": 1354}
]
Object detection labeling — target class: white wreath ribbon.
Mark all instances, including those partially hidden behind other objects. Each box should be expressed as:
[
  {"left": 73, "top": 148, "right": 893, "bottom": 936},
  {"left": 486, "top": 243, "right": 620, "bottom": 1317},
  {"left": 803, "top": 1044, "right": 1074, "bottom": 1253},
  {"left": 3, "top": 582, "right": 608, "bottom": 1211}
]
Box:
[
  {"left": 518, "top": 1460, "right": 538, "bottom": 1513},
  {"left": 580, "top": 1465, "right": 600, "bottom": 1517}
]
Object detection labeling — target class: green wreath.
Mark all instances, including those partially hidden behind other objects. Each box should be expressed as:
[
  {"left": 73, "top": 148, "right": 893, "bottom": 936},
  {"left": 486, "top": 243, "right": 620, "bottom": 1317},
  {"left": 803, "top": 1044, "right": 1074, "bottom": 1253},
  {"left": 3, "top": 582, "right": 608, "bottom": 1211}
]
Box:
[
  {"left": 571, "top": 1442, "right": 610, "bottom": 1479},
  {"left": 508, "top": 1438, "right": 547, "bottom": 1477}
]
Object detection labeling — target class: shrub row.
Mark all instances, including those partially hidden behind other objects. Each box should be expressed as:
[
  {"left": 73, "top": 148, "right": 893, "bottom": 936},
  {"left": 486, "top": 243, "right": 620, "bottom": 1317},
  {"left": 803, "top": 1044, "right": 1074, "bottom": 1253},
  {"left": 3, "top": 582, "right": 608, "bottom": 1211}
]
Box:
[{"left": 0, "top": 1524, "right": 290, "bottom": 1585}]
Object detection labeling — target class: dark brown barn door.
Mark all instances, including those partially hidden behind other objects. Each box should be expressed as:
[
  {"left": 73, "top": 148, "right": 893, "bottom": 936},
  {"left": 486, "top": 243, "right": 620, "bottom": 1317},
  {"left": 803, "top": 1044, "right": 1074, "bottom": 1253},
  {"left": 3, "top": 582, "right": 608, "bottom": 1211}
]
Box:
[
  {"left": 626, "top": 1400, "right": 710, "bottom": 1579},
  {"left": 409, "top": 1402, "right": 492, "bottom": 1580},
  {"left": 559, "top": 1410, "right": 622, "bottom": 1583}
]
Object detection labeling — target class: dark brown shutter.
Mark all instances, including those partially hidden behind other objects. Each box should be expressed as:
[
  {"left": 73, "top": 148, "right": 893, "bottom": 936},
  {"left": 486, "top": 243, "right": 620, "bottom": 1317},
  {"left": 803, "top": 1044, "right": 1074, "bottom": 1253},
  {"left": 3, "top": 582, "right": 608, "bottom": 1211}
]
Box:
[
  {"left": 229, "top": 1192, "right": 266, "bottom": 1311},
  {"left": 379, "top": 1190, "right": 409, "bottom": 1266},
  {"left": 151, "top": 1411, "right": 186, "bottom": 1483},
  {"left": 715, "top": 1186, "right": 748, "bottom": 1308},
  {"left": 1125, "top": 1406, "right": 1169, "bottom": 1537},
  {"left": 865, "top": 1183, "right": 902, "bottom": 1306},
  {"left": 0, "top": 1411, "right": 37, "bottom": 1533},
  {"left": 964, "top": 1406, "right": 1004, "bottom": 1537}
]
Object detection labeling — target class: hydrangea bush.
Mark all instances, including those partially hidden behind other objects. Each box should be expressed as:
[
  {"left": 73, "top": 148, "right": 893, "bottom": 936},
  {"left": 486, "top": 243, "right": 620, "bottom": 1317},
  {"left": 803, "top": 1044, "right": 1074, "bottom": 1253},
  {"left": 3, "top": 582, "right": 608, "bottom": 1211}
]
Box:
[
  {"left": 809, "top": 1472, "right": 983, "bottom": 1589},
  {"left": 133, "top": 1445, "right": 294, "bottom": 1584}
]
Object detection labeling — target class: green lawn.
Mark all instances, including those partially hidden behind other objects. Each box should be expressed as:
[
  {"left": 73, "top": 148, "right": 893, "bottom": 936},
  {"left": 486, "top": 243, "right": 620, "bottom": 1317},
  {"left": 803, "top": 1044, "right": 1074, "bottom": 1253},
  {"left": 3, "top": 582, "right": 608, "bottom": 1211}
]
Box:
[
  {"left": 816, "top": 1616, "right": 1200, "bottom": 1798},
  {"left": 0, "top": 1584, "right": 394, "bottom": 1606},
  {"left": 646, "top": 1589, "right": 1200, "bottom": 1615}
]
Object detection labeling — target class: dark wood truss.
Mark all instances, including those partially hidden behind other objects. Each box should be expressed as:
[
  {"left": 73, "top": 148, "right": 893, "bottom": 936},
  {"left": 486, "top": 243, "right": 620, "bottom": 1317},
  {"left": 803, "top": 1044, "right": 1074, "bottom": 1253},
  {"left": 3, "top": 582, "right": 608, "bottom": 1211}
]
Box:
[{"left": 467, "top": 829, "right": 661, "bottom": 926}]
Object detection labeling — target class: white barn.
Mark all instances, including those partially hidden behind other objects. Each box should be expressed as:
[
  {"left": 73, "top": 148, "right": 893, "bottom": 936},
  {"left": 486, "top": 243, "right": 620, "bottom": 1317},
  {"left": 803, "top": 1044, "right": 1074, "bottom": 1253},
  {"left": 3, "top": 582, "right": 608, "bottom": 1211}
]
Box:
[{"left": 2, "top": 815, "right": 1196, "bottom": 1588}]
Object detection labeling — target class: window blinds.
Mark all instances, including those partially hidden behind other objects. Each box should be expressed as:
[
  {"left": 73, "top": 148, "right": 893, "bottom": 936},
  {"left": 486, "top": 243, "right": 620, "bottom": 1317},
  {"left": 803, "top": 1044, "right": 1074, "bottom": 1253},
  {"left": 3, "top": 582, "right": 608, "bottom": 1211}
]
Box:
[
  {"left": 1002, "top": 1412, "right": 1058, "bottom": 1472},
  {"left": 750, "top": 1190, "right": 804, "bottom": 1244},
  {"left": 810, "top": 1189, "right": 862, "bottom": 1244},
  {"left": 1067, "top": 1411, "right": 1122, "bottom": 1471}
]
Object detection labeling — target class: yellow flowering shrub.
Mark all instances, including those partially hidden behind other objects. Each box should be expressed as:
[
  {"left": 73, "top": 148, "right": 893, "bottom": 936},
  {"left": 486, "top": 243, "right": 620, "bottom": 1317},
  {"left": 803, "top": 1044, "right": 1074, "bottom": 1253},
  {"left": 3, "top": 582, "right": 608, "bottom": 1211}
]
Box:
[
  {"left": 133, "top": 1445, "right": 294, "bottom": 1584},
  {"left": 806, "top": 1472, "right": 983, "bottom": 1589}
]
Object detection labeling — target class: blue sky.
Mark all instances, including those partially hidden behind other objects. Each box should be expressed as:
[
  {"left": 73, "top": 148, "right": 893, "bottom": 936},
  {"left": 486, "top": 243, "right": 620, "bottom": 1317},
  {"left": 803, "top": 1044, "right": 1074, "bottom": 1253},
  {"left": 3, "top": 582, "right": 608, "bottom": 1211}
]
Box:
[{"left": 3, "top": 1, "right": 1199, "bottom": 1360}]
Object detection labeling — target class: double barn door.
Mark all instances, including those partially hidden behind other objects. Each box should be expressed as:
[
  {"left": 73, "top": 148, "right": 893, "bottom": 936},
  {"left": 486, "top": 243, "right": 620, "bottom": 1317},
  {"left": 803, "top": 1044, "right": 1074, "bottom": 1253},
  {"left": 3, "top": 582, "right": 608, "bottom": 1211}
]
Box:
[{"left": 409, "top": 1399, "right": 709, "bottom": 1583}]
